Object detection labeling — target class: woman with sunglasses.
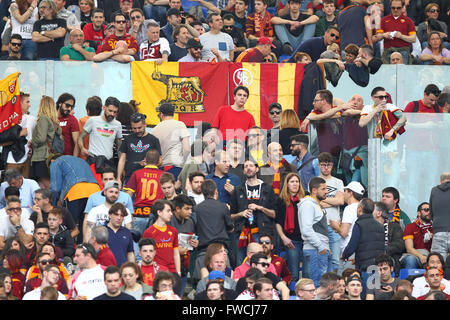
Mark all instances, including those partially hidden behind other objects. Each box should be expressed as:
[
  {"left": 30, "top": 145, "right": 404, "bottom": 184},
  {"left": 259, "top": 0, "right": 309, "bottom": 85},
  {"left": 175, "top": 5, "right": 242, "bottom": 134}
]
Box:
[
  {"left": 275, "top": 172, "right": 306, "bottom": 283},
  {"left": 416, "top": 3, "right": 448, "bottom": 50},
  {"left": 419, "top": 31, "right": 450, "bottom": 65},
  {"left": 9, "top": 0, "right": 39, "bottom": 60}
]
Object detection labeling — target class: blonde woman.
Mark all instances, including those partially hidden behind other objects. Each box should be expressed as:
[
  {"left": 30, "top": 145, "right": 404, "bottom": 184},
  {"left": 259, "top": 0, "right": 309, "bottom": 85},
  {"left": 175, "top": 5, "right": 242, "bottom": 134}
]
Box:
[
  {"left": 275, "top": 172, "right": 306, "bottom": 283},
  {"left": 279, "top": 109, "right": 302, "bottom": 155},
  {"left": 31, "top": 96, "right": 61, "bottom": 188}
]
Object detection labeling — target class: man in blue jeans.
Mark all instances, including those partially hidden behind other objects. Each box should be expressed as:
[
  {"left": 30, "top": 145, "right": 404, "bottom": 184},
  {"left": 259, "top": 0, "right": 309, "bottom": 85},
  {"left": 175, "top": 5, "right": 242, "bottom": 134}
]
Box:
[
  {"left": 270, "top": 0, "right": 317, "bottom": 55},
  {"left": 298, "top": 176, "right": 330, "bottom": 288}
]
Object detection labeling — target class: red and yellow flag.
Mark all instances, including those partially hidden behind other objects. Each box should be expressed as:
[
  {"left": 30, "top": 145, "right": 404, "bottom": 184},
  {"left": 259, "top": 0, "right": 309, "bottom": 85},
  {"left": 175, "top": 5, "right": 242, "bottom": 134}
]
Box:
[
  {"left": 132, "top": 61, "right": 229, "bottom": 126},
  {"left": 0, "top": 72, "right": 21, "bottom": 133},
  {"left": 131, "top": 62, "right": 306, "bottom": 129},
  {"left": 229, "top": 62, "right": 305, "bottom": 129}
]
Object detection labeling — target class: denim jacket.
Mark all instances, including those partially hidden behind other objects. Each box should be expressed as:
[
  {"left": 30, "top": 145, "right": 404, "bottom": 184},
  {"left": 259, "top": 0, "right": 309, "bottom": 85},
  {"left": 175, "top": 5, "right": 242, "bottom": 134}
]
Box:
[{"left": 50, "top": 155, "right": 98, "bottom": 205}]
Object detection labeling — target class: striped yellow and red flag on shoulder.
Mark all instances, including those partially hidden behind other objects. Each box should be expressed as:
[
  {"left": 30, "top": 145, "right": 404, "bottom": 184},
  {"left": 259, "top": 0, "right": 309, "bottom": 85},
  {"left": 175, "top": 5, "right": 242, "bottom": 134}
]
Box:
[
  {"left": 0, "top": 72, "right": 22, "bottom": 133},
  {"left": 228, "top": 62, "right": 305, "bottom": 129}
]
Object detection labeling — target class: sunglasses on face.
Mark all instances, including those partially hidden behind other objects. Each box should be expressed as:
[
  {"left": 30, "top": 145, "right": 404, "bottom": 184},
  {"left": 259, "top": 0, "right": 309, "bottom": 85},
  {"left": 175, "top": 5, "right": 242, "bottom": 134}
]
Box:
[
  {"left": 330, "top": 33, "right": 340, "bottom": 39},
  {"left": 421, "top": 207, "right": 430, "bottom": 212},
  {"left": 10, "top": 42, "right": 22, "bottom": 47},
  {"left": 269, "top": 110, "right": 281, "bottom": 115},
  {"left": 428, "top": 9, "right": 439, "bottom": 13},
  {"left": 131, "top": 15, "right": 141, "bottom": 20},
  {"left": 259, "top": 240, "right": 271, "bottom": 245},
  {"left": 257, "top": 262, "right": 270, "bottom": 267},
  {"left": 391, "top": 6, "right": 402, "bottom": 9},
  {"left": 223, "top": 25, "right": 234, "bottom": 29},
  {"left": 374, "top": 95, "right": 389, "bottom": 100},
  {"left": 115, "top": 20, "right": 127, "bottom": 24},
  {"left": 63, "top": 102, "right": 74, "bottom": 108},
  {"left": 39, "top": 259, "right": 52, "bottom": 265}
]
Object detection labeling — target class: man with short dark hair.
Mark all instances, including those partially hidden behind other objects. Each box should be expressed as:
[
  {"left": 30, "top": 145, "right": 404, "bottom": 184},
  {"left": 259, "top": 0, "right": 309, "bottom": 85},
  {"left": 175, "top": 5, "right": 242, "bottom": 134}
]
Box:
[
  {"left": 0, "top": 34, "right": 24, "bottom": 60},
  {"left": 129, "top": 8, "right": 153, "bottom": 46},
  {"left": 267, "top": 102, "right": 282, "bottom": 144},
  {"left": 56, "top": 93, "right": 80, "bottom": 157},
  {"left": 298, "top": 176, "right": 330, "bottom": 287},
  {"left": 254, "top": 278, "right": 274, "bottom": 300},
  {"left": 93, "top": 266, "right": 135, "bottom": 300},
  {"left": 222, "top": 14, "right": 247, "bottom": 60},
  {"left": 106, "top": 203, "right": 135, "bottom": 267},
  {"left": 78, "top": 96, "right": 123, "bottom": 164},
  {"left": 381, "top": 186, "right": 411, "bottom": 230},
  {"left": 212, "top": 85, "right": 255, "bottom": 143},
  {"left": 83, "top": 9, "right": 106, "bottom": 47},
  {"left": 417, "top": 267, "right": 450, "bottom": 300},
  {"left": 314, "top": 271, "right": 339, "bottom": 300},
  {"left": 70, "top": 243, "right": 107, "bottom": 300},
  {"left": 200, "top": 12, "right": 235, "bottom": 62},
  {"left": 259, "top": 233, "right": 291, "bottom": 284},
  {"left": 23, "top": 264, "right": 67, "bottom": 300},
  {"left": 284, "top": 134, "right": 319, "bottom": 191},
  {"left": 404, "top": 84, "right": 442, "bottom": 113},
  {"left": 138, "top": 237, "right": 169, "bottom": 287},
  {"left": 161, "top": 8, "right": 182, "bottom": 44},
  {"left": 118, "top": 113, "right": 161, "bottom": 186},
  {"left": 366, "top": 253, "right": 399, "bottom": 300}
]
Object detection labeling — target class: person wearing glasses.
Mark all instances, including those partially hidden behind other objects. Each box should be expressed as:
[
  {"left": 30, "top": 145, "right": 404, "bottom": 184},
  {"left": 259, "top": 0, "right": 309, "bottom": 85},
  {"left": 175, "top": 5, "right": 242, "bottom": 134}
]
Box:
[
  {"left": 221, "top": 14, "right": 247, "bottom": 60},
  {"left": 416, "top": 3, "right": 448, "bottom": 50},
  {"left": 56, "top": 93, "right": 80, "bottom": 156},
  {"left": 247, "top": 252, "right": 290, "bottom": 299},
  {"left": 70, "top": 243, "right": 107, "bottom": 299},
  {"left": 287, "top": 25, "right": 340, "bottom": 62},
  {"left": 401, "top": 202, "right": 433, "bottom": 270},
  {"left": 359, "top": 86, "right": 406, "bottom": 141},
  {"left": 295, "top": 278, "right": 316, "bottom": 300},
  {"left": 258, "top": 233, "right": 292, "bottom": 284},
  {"left": 8, "top": 0, "right": 39, "bottom": 60},
  {"left": 179, "top": 37, "right": 207, "bottom": 61},
  {"left": 0, "top": 197, "right": 34, "bottom": 250},
  {"left": 23, "top": 264, "right": 67, "bottom": 300},
  {"left": 93, "top": 13, "right": 139, "bottom": 62},
  {"left": 375, "top": 0, "right": 416, "bottom": 64},
  {"left": 31, "top": 0, "right": 67, "bottom": 60},
  {"left": 0, "top": 34, "right": 25, "bottom": 60},
  {"left": 129, "top": 8, "right": 153, "bottom": 46}
]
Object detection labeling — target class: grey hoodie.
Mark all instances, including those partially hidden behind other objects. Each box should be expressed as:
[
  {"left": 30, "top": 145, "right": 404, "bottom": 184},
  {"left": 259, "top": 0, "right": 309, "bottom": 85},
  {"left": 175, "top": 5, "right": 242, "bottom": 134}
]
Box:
[
  {"left": 298, "top": 196, "right": 329, "bottom": 252},
  {"left": 430, "top": 181, "right": 450, "bottom": 233}
]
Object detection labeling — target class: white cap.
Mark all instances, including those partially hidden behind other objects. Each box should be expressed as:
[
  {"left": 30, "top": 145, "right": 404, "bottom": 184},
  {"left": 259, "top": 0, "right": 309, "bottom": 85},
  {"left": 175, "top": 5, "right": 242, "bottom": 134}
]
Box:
[{"left": 345, "top": 181, "right": 365, "bottom": 195}]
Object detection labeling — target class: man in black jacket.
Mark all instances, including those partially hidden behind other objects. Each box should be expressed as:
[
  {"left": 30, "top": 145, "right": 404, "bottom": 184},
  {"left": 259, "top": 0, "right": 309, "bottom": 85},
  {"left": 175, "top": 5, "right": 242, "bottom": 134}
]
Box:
[
  {"left": 230, "top": 158, "right": 278, "bottom": 267},
  {"left": 373, "top": 201, "right": 405, "bottom": 276}
]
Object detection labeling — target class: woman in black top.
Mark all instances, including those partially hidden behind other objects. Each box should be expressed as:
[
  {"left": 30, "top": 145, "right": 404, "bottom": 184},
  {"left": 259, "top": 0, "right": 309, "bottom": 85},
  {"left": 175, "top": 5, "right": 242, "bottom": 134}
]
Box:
[{"left": 278, "top": 109, "right": 302, "bottom": 155}]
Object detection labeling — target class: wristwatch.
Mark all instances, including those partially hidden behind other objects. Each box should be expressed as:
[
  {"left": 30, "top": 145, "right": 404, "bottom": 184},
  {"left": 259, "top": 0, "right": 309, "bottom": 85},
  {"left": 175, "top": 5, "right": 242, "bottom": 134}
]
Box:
[
  {"left": 40, "top": 30, "right": 45, "bottom": 36},
  {"left": 15, "top": 225, "right": 22, "bottom": 231}
]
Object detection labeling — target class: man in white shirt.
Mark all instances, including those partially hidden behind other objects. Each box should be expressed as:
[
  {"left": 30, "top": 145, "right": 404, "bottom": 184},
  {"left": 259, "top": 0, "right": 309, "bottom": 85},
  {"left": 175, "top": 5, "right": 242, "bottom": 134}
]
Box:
[
  {"left": 329, "top": 181, "right": 364, "bottom": 274},
  {"left": 83, "top": 181, "right": 132, "bottom": 242},
  {"left": 5, "top": 92, "right": 36, "bottom": 178},
  {"left": 70, "top": 243, "right": 107, "bottom": 300},
  {"left": 0, "top": 169, "right": 39, "bottom": 209},
  {"left": 23, "top": 264, "right": 66, "bottom": 300},
  {"left": 0, "top": 196, "right": 34, "bottom": 250},
  {"left": 150, "top": 103, "right": 190, "bottom": 180},
  {"left": 317, "top": 152, "right": 344, "bottom": 273},
  {"left": 139, "top": 20, "right": 171, "bottom": 62}
]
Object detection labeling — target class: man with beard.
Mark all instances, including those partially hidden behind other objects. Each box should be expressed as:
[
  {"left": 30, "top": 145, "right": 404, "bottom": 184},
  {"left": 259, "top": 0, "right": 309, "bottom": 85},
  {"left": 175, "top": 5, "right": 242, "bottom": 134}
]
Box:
[
  {"left": 222, "top": 14, "right": 247, "bottom": 60},
  {"left": 138, "top": 237, "right": 169, "bottom": 287},
  {"left": 78, "top": 96, "right": 123, "bottom": 165},
  {"left": 230, "top": 158, "right": 277, "bottom": 266},
  {"left": 298, "top": 176, "right": 330, "bottom": 288},
  {"left": 401, "top": 202, "right": 433, "bottom": 269},
  {"left": 117, "top": 112, "right": 161, "bottom": 186},
  {"left": 284, "top": 133, "right": 319, "bottom": 191},
  {"left": 259, "top": 233, "right": 291, "bottom": 284},
  {"left": 366, "top": 253, "right": 399, "bottom": 300},
  {"left": 83, "top": 181, "right": 132, "bottom": 242},
  {"left": 56, "top": 93, "right": 80, "bottom": 156},
  {"left": 179, "top": 37, "right": 205, "bottom": 62}
]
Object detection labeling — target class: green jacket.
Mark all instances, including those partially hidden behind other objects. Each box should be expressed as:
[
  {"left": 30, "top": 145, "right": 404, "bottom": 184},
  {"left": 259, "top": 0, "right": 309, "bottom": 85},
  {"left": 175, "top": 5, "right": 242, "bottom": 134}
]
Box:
[
  {"left": 31, "top": 115, "right": 61, "bottom": 162},
  {"left": 120, "top": 282, "right": 153, "bottom": 300}
]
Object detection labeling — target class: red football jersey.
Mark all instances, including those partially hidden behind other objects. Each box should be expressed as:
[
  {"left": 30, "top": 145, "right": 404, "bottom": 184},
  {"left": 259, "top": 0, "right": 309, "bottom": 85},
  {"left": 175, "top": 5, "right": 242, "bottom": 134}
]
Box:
[{"left": 142, "top": 224, "right": 179, "bottom": 273}]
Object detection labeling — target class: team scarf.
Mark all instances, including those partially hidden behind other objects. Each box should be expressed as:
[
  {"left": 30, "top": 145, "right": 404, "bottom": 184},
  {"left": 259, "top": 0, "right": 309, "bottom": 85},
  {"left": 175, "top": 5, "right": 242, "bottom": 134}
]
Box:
[
  {"left": 415, "top": 217, "right": 433, "bottom": 235},
  {"left": 374, "top": 108, "right": 405, "bottom": 140},
  {"left": 254, "top": 11, "right": 272, "bottom": 37},
  {"left": 285, "top": 196, "right": 300, "bottom": 235},
  {"left": 238, "top": 226, "right": 260, "bottom": 248},
  {"left": 268, "top": 159, "right": 284, "bottom": 195},
  {"left": 392, "top": 206, "right": 401, "bottom": 224}
]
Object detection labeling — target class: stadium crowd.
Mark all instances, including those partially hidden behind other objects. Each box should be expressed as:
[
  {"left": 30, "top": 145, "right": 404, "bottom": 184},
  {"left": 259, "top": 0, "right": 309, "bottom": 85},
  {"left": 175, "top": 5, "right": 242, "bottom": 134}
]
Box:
[{"left": 0, "top": 0, "right": 449, "bottom": 302}]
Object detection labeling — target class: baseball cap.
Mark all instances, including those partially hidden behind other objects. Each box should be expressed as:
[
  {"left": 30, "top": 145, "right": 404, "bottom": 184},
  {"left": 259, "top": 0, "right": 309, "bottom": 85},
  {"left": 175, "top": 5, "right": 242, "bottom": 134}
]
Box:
[
  {"left": 157, "top": 103, "right": 175, "bottom": 115},
  {"left": 345, "top": 275, "right": 362, "bottom": 286},
  {"left": 345, "top": 181, "right": 365, "bottom": 195},
  {"left": 257, "top": 37, "right": 275, "bottom": 48},
  {"left": 166, "top": 8, "right": 181, "bottom": 17},
  {"left": 104, "top": 180, "right": 120, "bottom": 192},
  {"left": 208, "top": 270, "right": 225, "bottom": 282},
  {"left": 186, "top": 37, "right": 202, "bottom": 49},
  {"left": 269, "top": 102, "right": 282, "bottom": 112}
]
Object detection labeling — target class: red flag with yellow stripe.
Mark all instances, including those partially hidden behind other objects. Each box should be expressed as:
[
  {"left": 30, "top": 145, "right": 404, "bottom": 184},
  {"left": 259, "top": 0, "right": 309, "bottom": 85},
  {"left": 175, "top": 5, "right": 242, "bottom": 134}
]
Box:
[
  {"left": 0, "top": 72, "right": 21, "bottom": 133},
  {"left": 229, "top": 63, "right": 305, "bottom": 129}
]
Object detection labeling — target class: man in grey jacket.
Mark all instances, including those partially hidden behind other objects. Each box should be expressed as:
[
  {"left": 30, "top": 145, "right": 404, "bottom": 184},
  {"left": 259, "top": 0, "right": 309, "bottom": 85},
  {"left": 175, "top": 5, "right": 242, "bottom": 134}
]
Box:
[
  {"left": 430, "top": 172, "right": 450, "bottom": 259},
  {"left": 298, "top": 176, "right": 330, "bottom": 287}
]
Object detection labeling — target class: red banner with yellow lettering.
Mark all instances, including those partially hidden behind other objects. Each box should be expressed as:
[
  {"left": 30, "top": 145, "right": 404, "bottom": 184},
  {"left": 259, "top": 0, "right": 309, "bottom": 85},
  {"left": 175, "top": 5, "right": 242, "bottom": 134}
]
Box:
[{"left": 0, "top": 72, "right": 22, "bottom": 133}]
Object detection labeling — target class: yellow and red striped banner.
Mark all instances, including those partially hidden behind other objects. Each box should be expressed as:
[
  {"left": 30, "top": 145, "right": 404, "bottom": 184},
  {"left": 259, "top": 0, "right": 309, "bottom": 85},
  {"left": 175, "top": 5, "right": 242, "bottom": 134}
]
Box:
[{"left": 132, "top": 62, "right": 305, "bottom": 129}]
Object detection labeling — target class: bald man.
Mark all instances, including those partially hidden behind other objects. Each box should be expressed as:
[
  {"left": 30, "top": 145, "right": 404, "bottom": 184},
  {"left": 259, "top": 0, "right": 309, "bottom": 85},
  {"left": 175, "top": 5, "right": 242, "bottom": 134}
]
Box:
[
  {"left": 390, "top": 52, "right": 403, "bottom": 64},
  {"left": 60, "top": 29, "right": 96, "bottom": 61},
  {"left": 260, "top": 142, "right": 296, "bottom": 195},
  {"left": 233, "top": 242, "right": 279, "bottom": 279}
]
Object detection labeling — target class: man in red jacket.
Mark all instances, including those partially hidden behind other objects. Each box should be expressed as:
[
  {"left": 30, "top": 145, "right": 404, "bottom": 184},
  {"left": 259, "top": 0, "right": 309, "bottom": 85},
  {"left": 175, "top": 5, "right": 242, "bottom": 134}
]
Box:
[
  {"left": 89, "top": 225, "right": 117, "bottom": 267},
  {"left": 259, "top": 233, "right": 292, "bottom": 285}
]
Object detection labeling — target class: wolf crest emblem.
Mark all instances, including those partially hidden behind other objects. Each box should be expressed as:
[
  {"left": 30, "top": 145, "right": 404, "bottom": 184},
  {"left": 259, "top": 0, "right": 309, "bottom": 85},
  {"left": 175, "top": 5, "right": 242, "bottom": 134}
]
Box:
[{"left": 152, "top": 67, "right": 206, "bottom": 113}]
